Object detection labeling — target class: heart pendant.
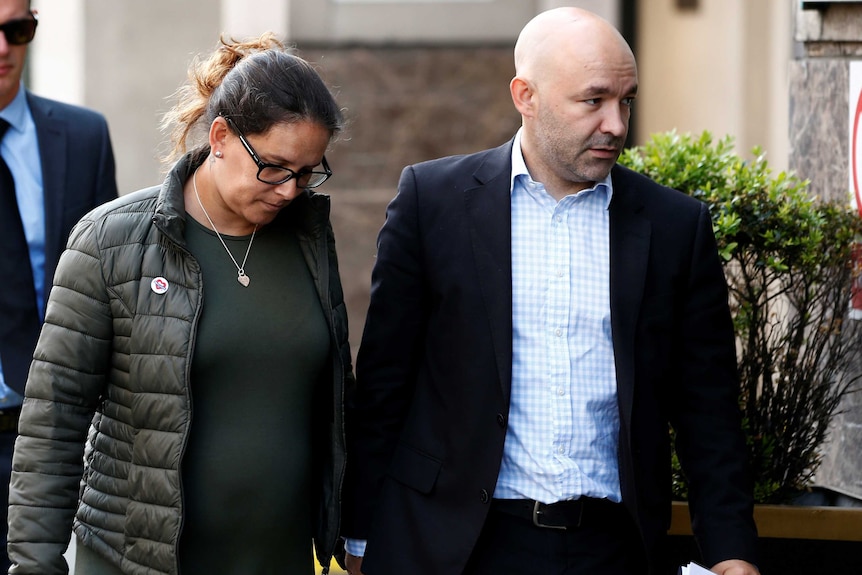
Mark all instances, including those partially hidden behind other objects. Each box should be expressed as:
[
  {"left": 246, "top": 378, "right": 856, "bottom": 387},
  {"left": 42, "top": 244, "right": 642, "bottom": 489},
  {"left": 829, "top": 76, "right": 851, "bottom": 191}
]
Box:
[{"left": 237, "top": 274, "right": 250, "bottom": 287}]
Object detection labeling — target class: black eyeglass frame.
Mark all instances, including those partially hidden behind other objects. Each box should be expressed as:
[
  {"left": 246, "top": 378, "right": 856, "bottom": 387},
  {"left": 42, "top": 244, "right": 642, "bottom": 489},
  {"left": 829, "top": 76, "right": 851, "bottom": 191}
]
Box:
[
  {"left": 0, "top": 12, "right": 38, "bottom": 46},
  {"left": 221, "top": 115, "right": 332, "bottom": 188}
]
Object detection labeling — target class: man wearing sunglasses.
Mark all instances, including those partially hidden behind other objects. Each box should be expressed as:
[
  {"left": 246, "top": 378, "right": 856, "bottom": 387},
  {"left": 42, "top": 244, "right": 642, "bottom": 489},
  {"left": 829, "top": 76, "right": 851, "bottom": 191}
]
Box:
[{"left": 0, "top": 0, "right": 117, "bottom": 569}]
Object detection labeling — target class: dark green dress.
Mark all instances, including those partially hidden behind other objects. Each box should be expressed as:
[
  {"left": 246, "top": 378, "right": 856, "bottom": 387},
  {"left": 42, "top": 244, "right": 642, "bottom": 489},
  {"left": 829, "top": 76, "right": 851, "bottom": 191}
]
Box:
[
  {"left": 176, "top": 215, "right": 330, "bottom": 574},
  {"left": 74, "top": 540, "right": 123, "bottom": 575}
]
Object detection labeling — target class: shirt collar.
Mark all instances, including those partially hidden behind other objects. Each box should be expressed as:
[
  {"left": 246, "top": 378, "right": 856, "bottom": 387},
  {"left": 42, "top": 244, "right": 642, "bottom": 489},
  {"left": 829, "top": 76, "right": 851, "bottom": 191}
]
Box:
[
  {"left": 510, "top": 127, "right": 614, "bottom": 208},
  {"left": 0, "top": 83, "right": 30, "bottom": 135},
  {"left": 510, "top": 128, "right": 531, "bottom": 191}
]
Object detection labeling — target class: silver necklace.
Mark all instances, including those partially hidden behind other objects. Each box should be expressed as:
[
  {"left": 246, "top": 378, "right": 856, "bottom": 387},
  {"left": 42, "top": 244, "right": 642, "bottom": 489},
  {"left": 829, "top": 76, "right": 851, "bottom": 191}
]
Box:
[{"left": 192, "top": 168, "right": 257, "bottom": 287}]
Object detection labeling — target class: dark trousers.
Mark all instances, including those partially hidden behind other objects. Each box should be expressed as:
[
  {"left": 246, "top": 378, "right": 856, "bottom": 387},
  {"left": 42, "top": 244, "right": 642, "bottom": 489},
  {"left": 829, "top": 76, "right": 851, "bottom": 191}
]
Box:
[{"left": 463, "top": 499, "right": 646, "bottom": 575}]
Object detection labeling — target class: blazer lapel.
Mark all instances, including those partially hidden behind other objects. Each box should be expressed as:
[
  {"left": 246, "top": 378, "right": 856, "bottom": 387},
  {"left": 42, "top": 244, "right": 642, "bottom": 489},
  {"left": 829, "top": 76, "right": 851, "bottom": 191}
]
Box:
[
  {"left": 27, "top": 92, "right": 68, "bottom": 302},
  {"left": 464, "top": 141, "right": 514, "bottom": 403},
  {"left": 609, "top": 166, "right": 651, "bottom": 428}
]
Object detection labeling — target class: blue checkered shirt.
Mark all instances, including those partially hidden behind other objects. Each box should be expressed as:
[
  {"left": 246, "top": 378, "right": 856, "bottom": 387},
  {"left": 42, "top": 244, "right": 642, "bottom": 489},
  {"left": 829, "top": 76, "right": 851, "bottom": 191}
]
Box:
[{"left": 493, "top": 130, "right": 622, "bottom": 504}]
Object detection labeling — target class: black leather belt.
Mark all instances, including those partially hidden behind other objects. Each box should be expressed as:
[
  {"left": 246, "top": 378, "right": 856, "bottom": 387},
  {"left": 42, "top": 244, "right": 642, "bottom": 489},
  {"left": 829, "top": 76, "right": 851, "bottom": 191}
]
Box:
[{"left": 491, "top": 497, "right": 624, "bottom": 530}]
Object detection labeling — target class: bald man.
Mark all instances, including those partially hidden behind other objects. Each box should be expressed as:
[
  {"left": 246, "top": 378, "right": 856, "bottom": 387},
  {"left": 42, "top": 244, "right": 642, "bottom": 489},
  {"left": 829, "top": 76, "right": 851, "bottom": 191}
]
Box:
[{"left": 342, "top": 7, "right": 759, "bottom": 575}]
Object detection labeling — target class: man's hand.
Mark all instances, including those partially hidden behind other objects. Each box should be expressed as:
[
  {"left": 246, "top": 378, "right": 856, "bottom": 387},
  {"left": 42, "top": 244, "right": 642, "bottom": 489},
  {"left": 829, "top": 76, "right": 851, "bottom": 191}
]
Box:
[
  {"left": 345, "top": 552, "right": 365, "bottom": 575},
  {"left": 710, "top": 559, "right": 760, "bottom": 575}
]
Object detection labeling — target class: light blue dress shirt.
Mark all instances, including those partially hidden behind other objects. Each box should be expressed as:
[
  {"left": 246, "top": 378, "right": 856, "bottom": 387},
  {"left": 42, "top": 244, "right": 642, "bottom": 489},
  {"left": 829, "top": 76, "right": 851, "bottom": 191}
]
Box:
[
  {"left": 0, "top": 84, "right": 45, "bottom": 389},
  {"left": 494, "top": 129, "right": 621, "bottom": 504}
]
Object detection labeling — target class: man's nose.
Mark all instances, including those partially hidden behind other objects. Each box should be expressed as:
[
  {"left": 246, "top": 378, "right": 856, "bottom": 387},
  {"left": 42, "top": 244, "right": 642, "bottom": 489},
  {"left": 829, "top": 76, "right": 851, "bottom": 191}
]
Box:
[
  {"left": 601, "top": 104, "right": 629, "bottom": 138},
  {"left": 0, "top": 31, "right": 11, "bottom": 55}
]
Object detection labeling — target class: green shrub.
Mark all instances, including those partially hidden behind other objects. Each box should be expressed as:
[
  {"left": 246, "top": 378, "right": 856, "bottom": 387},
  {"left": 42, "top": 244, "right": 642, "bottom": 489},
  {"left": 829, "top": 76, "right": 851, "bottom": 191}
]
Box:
[{"left": 620, "top": 131, "right": 862, "bottom": 504}]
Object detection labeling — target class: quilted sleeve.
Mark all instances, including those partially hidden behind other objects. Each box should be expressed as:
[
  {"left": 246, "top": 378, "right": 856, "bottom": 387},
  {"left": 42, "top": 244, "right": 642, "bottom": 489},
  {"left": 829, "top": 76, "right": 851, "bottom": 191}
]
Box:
[{"left": 8, "top": 216, "right": 113, "bottom": 575}]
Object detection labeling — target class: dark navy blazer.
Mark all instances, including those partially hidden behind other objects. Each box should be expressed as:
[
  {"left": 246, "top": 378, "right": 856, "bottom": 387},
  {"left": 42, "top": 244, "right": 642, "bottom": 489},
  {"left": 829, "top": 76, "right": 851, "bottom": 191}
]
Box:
[{"left": 345, "top": 140, "right": 757, "bottom": 574}]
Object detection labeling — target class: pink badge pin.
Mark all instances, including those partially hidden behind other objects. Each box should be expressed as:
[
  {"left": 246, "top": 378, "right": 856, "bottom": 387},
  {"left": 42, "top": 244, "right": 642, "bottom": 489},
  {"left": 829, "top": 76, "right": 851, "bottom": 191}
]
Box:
[{"left": 151, "top": 277, "right": 169, "bottom": 294}]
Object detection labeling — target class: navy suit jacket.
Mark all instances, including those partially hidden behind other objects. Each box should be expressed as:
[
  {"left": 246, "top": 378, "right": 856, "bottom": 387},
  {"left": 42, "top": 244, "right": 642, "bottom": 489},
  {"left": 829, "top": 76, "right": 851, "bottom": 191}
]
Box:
[
  {"left": 26, "top": 92, "right": 118, "bottom": 320},
  {"left": 0, "top": 92, "right": 118, "bottom": 396},
  {"left": 345, "top": 140, "right": 758, "bottom": 574}
]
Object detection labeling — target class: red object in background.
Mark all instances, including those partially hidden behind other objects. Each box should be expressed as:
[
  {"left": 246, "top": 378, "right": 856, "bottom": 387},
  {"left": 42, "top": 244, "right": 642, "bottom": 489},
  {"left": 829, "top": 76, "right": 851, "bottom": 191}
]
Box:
[
  {"left": 851, "top": 86, "right": 862, "bottom": 311},
  {"left": 852, "top": 243, "right": 862, "bottom": 312},
  {"left": 854, "top": 88, "right": 862, "bottom": 218}
]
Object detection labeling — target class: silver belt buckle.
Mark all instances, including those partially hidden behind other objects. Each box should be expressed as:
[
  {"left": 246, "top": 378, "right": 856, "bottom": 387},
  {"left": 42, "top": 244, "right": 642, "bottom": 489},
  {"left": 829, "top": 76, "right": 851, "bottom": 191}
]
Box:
[{"left": 532, "top": 499, "right": 569, "bottom": 530}]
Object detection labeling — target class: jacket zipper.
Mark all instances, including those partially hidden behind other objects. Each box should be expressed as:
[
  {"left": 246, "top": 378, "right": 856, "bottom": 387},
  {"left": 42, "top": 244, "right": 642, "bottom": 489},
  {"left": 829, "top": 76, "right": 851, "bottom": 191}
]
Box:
[
  {"left": 175, "top": 258, "right": 203, "bottom": 575},
  {"left": 153, "top": 214, "right": 203, "bottom": 575}
]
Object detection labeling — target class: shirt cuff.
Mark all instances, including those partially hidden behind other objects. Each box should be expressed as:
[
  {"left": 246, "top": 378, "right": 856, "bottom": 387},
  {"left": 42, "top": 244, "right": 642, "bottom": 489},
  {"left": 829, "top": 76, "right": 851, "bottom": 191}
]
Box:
[{"left": 344, "top": 538, "right": 368, "bottom": 557}]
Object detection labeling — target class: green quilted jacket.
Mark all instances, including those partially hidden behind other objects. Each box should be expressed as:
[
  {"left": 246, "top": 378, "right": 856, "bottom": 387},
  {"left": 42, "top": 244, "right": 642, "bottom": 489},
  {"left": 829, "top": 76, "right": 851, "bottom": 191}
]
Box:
[{"left": 7, "top": 150, "right": 353, "bottom": 575}]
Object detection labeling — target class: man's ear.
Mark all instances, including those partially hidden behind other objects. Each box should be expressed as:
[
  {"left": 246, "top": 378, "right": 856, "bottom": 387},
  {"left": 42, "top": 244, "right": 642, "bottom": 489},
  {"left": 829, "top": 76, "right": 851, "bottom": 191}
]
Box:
[{"left": 510, "top": 76, "right": 536, "bottom": 118}]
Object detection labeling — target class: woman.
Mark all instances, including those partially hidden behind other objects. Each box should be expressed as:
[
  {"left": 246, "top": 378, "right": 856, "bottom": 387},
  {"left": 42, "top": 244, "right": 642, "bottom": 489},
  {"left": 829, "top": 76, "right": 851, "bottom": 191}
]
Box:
[{"left": 7, "top": 34, "right": 353, "bottom": 575}]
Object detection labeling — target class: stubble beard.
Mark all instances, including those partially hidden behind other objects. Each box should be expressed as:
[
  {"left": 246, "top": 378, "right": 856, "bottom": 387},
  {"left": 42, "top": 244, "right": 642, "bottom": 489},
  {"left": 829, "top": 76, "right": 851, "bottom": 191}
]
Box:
[
  {"left": 533, "top": 110, "right": 625, "bottom": 187},
  {"left": 538, "top": 132, "right": 623, "bottom": 187}
]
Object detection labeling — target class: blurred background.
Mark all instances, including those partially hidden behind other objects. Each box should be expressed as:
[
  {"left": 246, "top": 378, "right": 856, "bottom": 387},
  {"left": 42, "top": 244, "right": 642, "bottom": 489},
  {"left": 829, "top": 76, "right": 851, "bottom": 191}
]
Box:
[{"left": 27, "top": 0, "right": 796, "bottom": 354}]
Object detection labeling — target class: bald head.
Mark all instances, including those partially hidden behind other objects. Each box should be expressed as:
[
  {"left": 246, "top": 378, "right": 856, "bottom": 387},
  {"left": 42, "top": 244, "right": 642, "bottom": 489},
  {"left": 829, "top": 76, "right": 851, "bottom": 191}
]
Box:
[
  {"left": 508, "top": 7, "right": 638, "bottom": 199},
  {"left": 514, "top": 7, "right": 635, "bottom": 87}
]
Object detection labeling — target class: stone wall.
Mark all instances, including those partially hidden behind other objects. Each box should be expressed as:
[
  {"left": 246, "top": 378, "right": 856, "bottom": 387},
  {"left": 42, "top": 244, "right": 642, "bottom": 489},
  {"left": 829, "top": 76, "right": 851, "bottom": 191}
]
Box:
[
  {"left": 300, "top": 45, "right": 521, "bottom": 189},
  {"left": 295, "top": 46, "right": 522, "bottom": 355},
  {"left": 789, "top": 4, "right": 862, "bottom": 203},
  {"left": 788, "top": 59, "right": 848, "bottom": 204}
]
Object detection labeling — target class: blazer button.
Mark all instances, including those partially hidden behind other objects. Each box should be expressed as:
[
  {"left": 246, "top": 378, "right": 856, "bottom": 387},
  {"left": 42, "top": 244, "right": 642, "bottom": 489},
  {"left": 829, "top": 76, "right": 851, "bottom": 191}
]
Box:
[
  {"left": 480, "top": 489, "right": 490, "bottom": 504},
  {"left": 496, "top": 413, "right": 506, "bottom": 428}
]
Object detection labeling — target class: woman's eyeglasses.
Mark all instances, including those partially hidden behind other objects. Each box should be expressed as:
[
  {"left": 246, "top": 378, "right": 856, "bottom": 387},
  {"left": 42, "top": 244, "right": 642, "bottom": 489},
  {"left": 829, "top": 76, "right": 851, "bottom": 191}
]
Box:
[
  {"left": 0, "top": 13, "right": 37, "bottom": 46},
  {"left": 222, "top": 115, "right": 332, "bottom": 188}
]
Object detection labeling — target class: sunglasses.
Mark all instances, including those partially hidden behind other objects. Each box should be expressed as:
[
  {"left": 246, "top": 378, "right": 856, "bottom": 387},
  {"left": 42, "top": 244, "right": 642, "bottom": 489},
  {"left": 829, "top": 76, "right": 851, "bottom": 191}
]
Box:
[{"left": 0, "top": 13, "right": 38, "bottom": 45}]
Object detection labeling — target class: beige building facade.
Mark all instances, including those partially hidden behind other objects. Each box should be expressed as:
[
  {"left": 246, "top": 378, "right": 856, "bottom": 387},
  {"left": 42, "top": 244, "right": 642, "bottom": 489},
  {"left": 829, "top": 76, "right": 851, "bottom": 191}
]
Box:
[{"left": 30, "top": 0, "right": 795, "bottom": 194}]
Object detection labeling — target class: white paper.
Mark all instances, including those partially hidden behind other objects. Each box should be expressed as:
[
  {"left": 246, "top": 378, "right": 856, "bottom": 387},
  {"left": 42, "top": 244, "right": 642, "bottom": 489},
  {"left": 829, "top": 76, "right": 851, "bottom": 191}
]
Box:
[{"left": 679, "top": 562, "right": 714, "bottom": 575}]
